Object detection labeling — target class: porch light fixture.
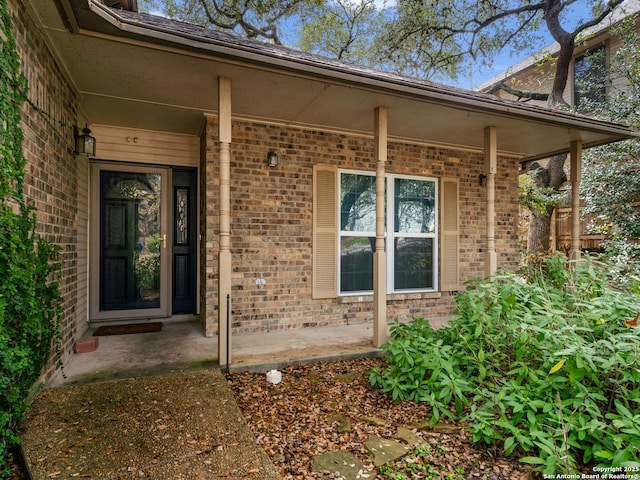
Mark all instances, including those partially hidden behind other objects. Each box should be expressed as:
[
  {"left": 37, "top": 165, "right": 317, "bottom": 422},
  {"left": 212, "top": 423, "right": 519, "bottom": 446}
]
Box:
[
  {"left": 479, "top": 174, "right": 487, "bottom": 187},
  {"left": 75, "top": 124, "right": 96, "bottom": 157},
  {"left": 267, "top": 150, "right": 279, "bottom": 167}
]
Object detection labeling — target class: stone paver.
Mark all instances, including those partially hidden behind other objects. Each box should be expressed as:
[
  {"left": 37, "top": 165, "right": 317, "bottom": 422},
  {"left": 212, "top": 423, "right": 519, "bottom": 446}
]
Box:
[
  {"left": 395, "top": 426, "right": 423, "bottom": 447},
  {"left": 364, "top": 435, "right": 411, "bottom": 467},
  {"left": 312, "top": 450, "right": 368, "bottom": 479}
]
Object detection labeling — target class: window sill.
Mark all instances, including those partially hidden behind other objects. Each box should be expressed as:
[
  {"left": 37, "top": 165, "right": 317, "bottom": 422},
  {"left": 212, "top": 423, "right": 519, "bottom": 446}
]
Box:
[{"left": 338, "top": 291, "right": 442, "bottom": 304}]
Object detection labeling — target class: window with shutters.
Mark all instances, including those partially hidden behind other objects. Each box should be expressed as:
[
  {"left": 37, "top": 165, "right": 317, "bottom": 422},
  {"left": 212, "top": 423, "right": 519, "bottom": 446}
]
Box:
[{"left": 338, "top": 170, "right": 437, "bottom": 294}]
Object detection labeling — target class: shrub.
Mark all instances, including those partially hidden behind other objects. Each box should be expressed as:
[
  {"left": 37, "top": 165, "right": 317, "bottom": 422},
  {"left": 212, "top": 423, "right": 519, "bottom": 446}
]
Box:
[
  {"left": 370, "top": 254, "right": 640, "bottom": 474},
  {"left": 0, "top": 207, "right": 62, "bottom": 475},
  {"left": 1, "top": 0, "right": 63, "bottom": 473}
]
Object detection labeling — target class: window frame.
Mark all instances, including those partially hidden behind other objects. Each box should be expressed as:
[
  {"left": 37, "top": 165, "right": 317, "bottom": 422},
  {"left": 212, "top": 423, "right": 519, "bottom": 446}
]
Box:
[
  {"left": 337, "top": 169, "right": 438, "bottom": 296},
  {"left": 387, "top": 173, "right": 439, "bottom": 293}
]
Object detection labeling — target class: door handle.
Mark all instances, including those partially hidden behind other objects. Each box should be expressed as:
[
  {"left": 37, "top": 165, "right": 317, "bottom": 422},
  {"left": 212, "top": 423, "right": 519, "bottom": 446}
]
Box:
[{"left": 162, "top": 234, "right": 167, "bottom": 249}]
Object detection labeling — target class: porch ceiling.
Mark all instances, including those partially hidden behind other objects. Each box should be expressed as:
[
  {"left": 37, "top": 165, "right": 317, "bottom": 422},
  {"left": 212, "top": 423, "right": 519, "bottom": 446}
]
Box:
[{"left": 31, "top": 0, "right": 637, "bottom": 162}]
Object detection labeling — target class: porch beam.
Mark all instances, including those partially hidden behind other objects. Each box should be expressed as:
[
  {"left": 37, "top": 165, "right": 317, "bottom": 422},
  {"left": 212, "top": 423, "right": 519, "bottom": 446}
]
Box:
[
  {"left": 570, "top": 140, "right": 582, "bottom": 262},
  {"left": 373, "top": 106, "right": 388, "bottom": 347},
  {"left": 218, "top": 77, "right": 232, "bottom": 366},
  {"left": 484, "top": 126, "right": 497, "bottom": 276}
]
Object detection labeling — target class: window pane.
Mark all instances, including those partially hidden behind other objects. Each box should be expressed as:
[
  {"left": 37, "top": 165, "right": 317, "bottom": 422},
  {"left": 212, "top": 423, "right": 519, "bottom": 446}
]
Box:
[
  {"left": 574, "top": 47, "right": 606, "bottom": 111},
  {"left": 394, "top": 178, "right": 435, "bottom": 233},
  {"left": 394, "top": 237, "right": 433, "bottom": 290},
  {"left": 340, "top": 173, "right": 376, "bottom": 232},
  {"left": 340, "top": 236, "right": 374, "bottom": 292}
]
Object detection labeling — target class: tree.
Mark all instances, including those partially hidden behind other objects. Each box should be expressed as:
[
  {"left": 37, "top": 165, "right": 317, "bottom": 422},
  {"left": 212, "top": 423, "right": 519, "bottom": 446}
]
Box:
[
  {"left": 520, "top": 156, "right": 566, "bottom": 252},
  {"left": 581, "top": 18, "right": 640, "bottom": 284},
  {"left": 297, "top": 0, "right": 385, "bottom": 65},
  {"left": 387, "top": 0, "right": 625, "bottom": 106},
  {"left": 139, "top": 0, "right": 316, "bottom": 43},
  {"left": 384, "top": 1, "right": 628, "bottom": 251}
]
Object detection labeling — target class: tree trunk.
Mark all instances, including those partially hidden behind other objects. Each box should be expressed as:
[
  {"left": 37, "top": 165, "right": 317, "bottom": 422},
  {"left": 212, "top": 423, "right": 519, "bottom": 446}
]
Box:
[
  {"left": 527, "top": 153, "right": 567, "bottom": 252},
  {"left": 543, "top": 0, "right": 573, "bottom": 108},
  {"left": 528, "top": 209, "right": 553, "bottom": 252}
]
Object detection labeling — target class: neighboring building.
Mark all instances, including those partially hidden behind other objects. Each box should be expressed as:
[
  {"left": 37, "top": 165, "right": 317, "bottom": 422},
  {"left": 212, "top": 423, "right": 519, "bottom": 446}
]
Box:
[
  {"left": 477, "top": 1, "right": 640, "bottom": 251},
  {"left": 11, "top": 0, "right": 636, "bottom": 380}
]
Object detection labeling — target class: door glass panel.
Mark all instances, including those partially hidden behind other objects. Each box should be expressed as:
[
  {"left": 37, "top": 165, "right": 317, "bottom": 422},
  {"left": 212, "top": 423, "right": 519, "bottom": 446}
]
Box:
[
  {"left": 175, "top": 187, "right": 189, "bottom": 245},
  {"left": 100, "top": 171, "right": 162, "bottom": 310}
]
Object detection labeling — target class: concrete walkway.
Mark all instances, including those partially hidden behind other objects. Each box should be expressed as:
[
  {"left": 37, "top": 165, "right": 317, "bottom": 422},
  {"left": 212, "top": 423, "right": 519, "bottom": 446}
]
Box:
[
  {"left": 21, "top": 321, "right": 384, "bottom": 479},
  {"left": 49, "top": 320, "right": 383, "bottom": 387}
]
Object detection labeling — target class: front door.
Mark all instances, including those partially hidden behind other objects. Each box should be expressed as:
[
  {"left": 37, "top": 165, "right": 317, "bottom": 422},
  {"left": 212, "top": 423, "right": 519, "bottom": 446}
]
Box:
[
  {"left": 91, "top": 164, "right": 169, "bottom": 320},
  {"left": 91, "top": 163, "right": 198, "bottom": 321},
  {"left": 97, "top": 166, "right": 169, "bottom": 317}
]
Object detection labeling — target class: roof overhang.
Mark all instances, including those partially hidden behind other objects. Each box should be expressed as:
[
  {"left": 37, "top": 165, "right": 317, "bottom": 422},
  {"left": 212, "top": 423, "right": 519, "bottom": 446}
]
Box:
[{"left": 30, "top": 0, "right": 638, "bottom": 162}]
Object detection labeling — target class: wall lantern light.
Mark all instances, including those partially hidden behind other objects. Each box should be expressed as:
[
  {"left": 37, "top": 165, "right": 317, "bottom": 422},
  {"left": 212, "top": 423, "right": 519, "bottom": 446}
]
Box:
[
  {"left": 267, "top": 150, "right": 279, "bottom": 167},
  {"left": 75, "top": 124, "right": 96, "bottom": 156},
  {"left": 479, "top": 174, "right": 487, "bottom": 187}
]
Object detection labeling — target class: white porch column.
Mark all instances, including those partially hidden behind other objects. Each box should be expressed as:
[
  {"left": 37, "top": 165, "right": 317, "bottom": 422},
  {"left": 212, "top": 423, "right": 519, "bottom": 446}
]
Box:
[
  {"left": 570, "top": 140, "right": 583, "bottom": 262},
  {"left": 484, "top": 126, "right": 497, "bottom": 276},
  {"left": 218, "top": 77, "right": 232, "bottom": 366},
  {"left": 373, "top": 107, "right": 388, "bottom": 347}
]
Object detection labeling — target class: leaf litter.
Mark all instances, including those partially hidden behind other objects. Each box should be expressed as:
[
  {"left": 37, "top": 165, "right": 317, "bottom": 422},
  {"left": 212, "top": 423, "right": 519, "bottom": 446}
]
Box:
[{"left": 229, "top": 358, "right": 533, "bottom": 480}]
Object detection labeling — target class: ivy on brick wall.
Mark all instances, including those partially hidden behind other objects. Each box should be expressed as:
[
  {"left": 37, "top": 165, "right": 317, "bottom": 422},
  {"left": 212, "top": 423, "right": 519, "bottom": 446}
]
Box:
[{"left": 0, "top": 0, "right": 63, "bottom": 475}]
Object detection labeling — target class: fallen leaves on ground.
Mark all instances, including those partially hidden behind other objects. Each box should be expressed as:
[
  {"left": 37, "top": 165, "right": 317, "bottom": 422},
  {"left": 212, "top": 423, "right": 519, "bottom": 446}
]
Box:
[{"left": 230, "top": 358, "right": 533, "bottom": 479}]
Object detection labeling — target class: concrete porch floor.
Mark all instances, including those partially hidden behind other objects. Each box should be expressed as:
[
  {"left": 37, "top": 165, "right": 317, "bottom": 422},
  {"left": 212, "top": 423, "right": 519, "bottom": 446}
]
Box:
[{"left": 49, "top": 320, "right": 384, "bottom": 387}]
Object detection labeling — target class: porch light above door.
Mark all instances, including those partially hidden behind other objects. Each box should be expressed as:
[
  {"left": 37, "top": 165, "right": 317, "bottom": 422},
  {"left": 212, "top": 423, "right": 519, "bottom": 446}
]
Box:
[{"left": 75, "top": 124, "right": 96, "bottom": 157}]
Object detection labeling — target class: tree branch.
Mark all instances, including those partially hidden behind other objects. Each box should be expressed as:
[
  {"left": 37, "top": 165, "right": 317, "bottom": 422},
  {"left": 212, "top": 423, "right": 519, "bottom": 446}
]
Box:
[
  {"left": 498, "top": 82, "right": 550, "bottom": 101},
  {"left": 570, "top": 0, "right": 626, "bottom": 39}
]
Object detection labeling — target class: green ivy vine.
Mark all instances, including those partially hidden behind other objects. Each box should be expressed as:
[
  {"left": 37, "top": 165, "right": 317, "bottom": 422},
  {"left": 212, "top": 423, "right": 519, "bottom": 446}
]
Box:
[{"left": 0, "top": 0, "right": 63, "bottom": 475}]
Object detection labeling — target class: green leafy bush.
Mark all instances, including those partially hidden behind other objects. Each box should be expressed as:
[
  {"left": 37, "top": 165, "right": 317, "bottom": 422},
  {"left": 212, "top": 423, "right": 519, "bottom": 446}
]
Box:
[
  {"left": 370, "top": 254, "right": 640, "bottom": 474},
  {"left": 0, "top": 207, "right": 62, "bottom": 474},
  {"left": 1, "top": 0, "right": 63, "bottom": 474}
]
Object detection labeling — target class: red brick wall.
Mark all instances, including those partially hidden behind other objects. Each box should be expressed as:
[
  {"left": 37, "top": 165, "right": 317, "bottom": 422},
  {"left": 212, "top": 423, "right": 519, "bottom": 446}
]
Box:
[
  {"left": 201, "top": 118, "right": 520, "bottom": 334},
  {"left": 12, "top": 0, "right": 80, "bottom": 380}
]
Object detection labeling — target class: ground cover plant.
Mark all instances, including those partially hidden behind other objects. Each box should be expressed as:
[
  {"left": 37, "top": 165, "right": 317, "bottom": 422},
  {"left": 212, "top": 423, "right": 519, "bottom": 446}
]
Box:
[
  {"left": 1, "top": 0, "right": 63, "bottom": 474},
  {"left": 370, "top": 254, "right": 640, "bottom": 474}
]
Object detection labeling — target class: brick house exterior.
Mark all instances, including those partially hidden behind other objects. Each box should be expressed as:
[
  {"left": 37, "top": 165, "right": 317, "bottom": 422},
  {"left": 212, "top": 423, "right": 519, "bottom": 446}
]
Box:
[
  {"left": 10, "top": 0, "right": 636, "bottom": 380},
  {"left": 199, "top": 118, "right": 520, "bottom": 335},
  {"left": 10, "top": 0, "right": 83, "bottom": 380}
]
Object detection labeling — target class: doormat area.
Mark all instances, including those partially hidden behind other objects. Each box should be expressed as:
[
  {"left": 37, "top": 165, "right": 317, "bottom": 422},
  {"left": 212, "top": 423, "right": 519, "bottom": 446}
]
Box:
[{"left": 93, "top": 322, "right": 163, "bottom": 336}]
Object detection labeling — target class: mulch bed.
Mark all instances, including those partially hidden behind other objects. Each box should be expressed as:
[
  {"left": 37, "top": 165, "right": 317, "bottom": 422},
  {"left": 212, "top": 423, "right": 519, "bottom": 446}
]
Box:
[{"left": 229, "top": 357, "right": 534, "bottom": 479}]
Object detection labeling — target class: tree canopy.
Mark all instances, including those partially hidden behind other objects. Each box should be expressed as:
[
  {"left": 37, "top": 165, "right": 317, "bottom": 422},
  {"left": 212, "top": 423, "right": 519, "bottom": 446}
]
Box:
[
  {"left": 141, "top": 0, "right": 628, "bottom": 90},
  {"left": 582, "top": 18, "right": 640, "bottom": 241}
]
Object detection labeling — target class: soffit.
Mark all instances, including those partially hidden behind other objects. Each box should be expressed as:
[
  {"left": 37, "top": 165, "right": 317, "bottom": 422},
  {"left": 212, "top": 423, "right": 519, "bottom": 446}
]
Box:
[{"left": 32, "top": 0, "right": 637, "bottom": 161}]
